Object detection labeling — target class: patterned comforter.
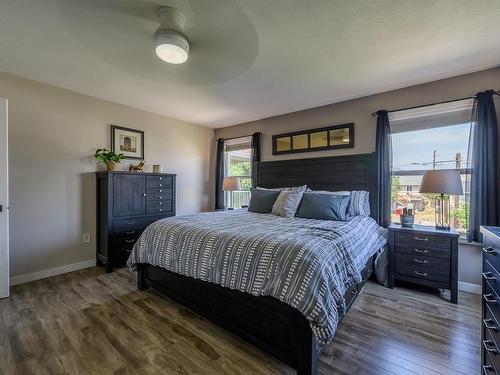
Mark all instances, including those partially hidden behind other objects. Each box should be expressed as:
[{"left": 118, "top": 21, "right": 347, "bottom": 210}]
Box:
[{"left": 128, "top": 209, "right": 387, "bottom": 347}]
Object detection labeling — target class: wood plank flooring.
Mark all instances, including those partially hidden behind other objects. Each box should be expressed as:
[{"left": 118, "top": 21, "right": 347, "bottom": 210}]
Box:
[{"left": 0, "top": 267, "right": 480, "bottom": 375}]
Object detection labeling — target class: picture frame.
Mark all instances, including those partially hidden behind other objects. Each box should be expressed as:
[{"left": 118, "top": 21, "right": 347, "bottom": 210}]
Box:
[
  {"left": 272, "top": 123, "right": 354, "bottom": 155},
  {"left": 111, "top": 125, "right": 144, "bottom": 160}
]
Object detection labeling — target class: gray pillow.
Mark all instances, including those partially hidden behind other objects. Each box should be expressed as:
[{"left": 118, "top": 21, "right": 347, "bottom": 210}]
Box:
[
  {"left": 348, "top": 191, "right": 370, "bottom": 217},
  {"left": 271, "top": 186, "right": 307, "bottom": 218},
  {"left": 248, "top": 188, "right": 280, "bottom": 213},
  {"left": 296, "top": 193, "right": 350, "bottom": 221}
]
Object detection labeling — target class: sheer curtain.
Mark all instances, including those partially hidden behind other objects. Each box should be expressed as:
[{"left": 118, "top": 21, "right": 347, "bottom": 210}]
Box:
[{"left": 467, "top": 90, "right": 499, "bottom": 242}]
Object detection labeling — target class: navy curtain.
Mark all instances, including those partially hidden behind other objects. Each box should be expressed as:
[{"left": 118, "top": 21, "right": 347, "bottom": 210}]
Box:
[
  {"left": 375, "top": 110, "right": 392, "bottom": 227},
  {"left": 251, "top": 132, "right": 261, "bottom": 187},
  {"left": 215, "top": 138, "right": 225, "bottom": 210},
  {"left": 467, "top": 90, "right": 499, "bottom": 242}
]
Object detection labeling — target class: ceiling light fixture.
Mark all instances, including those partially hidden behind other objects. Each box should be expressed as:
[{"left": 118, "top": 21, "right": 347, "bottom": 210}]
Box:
[{"left": 155, "top": 7, "right": 189, "bottom": 64}]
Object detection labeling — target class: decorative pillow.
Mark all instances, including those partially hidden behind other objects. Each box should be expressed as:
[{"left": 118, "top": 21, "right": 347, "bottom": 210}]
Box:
[
  {"left": 248, "top": 188, "right": 280, "bottom": 213},
  {"left": 348, "top": 190, "right": 370, "bottom": 217},
  {"left": 296, "top": 193, "right": 351, "bottom": 221},
  {"left": 306, "top": 189, "right": 350, "bottom": 196},
  {"left": 271, "top": 185, "right": 307, "bottom": 218},
  {"left": 258, "top": 185, "right": 307, "bottom": 192}
]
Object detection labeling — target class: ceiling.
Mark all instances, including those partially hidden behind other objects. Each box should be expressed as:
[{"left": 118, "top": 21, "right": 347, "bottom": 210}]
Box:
[{"left": 0, "top": 0, "right": 499, "bottom": 128}]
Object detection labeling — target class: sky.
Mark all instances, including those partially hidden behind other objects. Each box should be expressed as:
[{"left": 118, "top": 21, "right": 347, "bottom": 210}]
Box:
[{"left": 392, "top": 123, "right": 470, "bottom": 171}]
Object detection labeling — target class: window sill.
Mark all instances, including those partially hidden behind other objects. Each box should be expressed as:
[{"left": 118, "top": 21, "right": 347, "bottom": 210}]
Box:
[{"left": 458, "top": 237, "right": 483, "bottom": 247}]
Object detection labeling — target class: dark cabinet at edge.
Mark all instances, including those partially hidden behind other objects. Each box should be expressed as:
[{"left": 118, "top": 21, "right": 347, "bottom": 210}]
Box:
[{"left": 96, "top": 171, "right": 176, "bottom": 272}]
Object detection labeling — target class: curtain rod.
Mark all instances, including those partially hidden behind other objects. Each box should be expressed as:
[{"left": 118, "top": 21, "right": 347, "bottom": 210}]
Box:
[
  {"left": 216, "top": 133, "right": 260, "bottom": 142},
  {"left": 370, "top": 90, "right": 500, "bottom": 117}
]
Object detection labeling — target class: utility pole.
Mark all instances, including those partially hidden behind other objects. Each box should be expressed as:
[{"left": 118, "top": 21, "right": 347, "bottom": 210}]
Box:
[{"left": 432, "top": 150, "right": 438, "bottom": 169}]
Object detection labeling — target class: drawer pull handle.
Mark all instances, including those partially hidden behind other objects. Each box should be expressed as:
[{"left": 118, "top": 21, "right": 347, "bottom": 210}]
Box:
[
  {"left": 484, "top": 247, "right": 498, "bottom": 255},
  {"left": 413, "top": 270, "right": 427, "bottom": 277},
  {"left": 142, "top": 193, "right": 147, "bottom": 197},
  {"left": 483, "top": 272, "right": 497, "bottom": 281},
  {"left": 483, "top": 365, "right": 494, "bottom": 375},
  {"left": 484, "top": 294, "right": 497, "bottom": 303},
  {"left": 125, "top": 249, "right": 132, "bottom": 253},
  {"left": 414, "top": 248, "right": 429, "bottom": 254},
  {"left": 125, "top": 221, "right": 135, "bottom": 225},
  {"left": 125, "top": 239, "right": 135, "bottom": 243},
  {"left": 158, "top": 202, "right": 162, "bottom": 205},
  {"left": 483, "top": 340, "right": 497, "bottom": 353},
  {"left": 159, "top": 208, "right": 163, "bottom": 212},
  {"left": 414, "top": 258, "right": 428, "bottom": 264},
  {"left": 414, "top": 236, "right": 428, "bottom": 242},
  {"left": 159, "top": 197, "right": 162, "bottom": 199},
  {"left": 484, "top": 319, "right": 497, "bottom": 331},
  {"left": 158, "top": 190, "right": 162, "bottom": 193},
  {"left": 125, "top": 230, "right": 136, "bottom": 235},
  {"left": 158, "top": 184, "right": 163, "bottom": 187},
  {"left": 159, "top": 177, "right": 162, "bottom": 180}
]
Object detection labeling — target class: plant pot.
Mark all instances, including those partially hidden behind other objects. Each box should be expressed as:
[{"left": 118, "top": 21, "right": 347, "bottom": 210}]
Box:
[{"left": 106, "top": 161, "right": 118, "bottom": 171}]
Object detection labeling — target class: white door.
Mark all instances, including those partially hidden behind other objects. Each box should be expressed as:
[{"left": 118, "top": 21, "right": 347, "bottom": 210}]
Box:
[{"left": 0, "top": 98, "right": 9, "bottom": 298}]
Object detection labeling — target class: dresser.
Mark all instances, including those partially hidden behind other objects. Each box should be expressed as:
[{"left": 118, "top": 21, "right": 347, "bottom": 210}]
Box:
[
  {"left": 96, "top": 171, "right": 176, "bottom": 272},
  {"left": 481, "top": 226, "right": 500, "bottom": 375},
  {"left": 388, "top": 223, "right": 459, "bottom": 304}
]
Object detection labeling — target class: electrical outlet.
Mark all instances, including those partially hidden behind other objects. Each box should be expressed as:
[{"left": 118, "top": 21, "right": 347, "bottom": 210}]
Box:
[{"left": 82, "top": 232, "right": 91, "bottom": 243}]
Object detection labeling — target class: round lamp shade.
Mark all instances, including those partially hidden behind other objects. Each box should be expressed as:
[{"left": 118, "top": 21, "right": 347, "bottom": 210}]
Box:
[
  {"left": 222, "top": 177, "right": 241, "bottom": 191},
  {"left": 155, "top": 29, "right": 189, "bottom": 64},
  {"left": 419, "top": 169, "right": 463, "bottom": 195}
]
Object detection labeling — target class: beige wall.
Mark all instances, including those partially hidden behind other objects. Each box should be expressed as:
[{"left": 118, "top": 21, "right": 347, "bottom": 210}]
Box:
[
  {"left": 2, "top": 72, "right": 214, "bottom": 278},
  {"left": 215, "top": 67, "right": 500, "bottom": 287}
]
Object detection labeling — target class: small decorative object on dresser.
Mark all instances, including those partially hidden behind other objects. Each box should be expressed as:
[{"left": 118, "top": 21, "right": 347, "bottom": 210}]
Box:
[
  {"left": 152, "top": 164, "right": 162, "bottom": 173},
  {"left": 96, "top": 171, "right": 176, "bottom": 272},
  {"left": 129, "top": 161, "right": 145, "bottom": 172},
  {"left": 388, "top": 223, "right": 459, "bottom": 304},
  {"left": 94, "top": 148, "right": 125, "bottom": 171},
  {"left": 481, "top": 226, "right": 500, "bottom": 375}
]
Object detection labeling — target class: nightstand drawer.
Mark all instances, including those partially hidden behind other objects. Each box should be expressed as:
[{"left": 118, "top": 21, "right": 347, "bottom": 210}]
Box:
[
  {"left": 395, "top": 254, "right": 450, "bottom": 283},
  {"left": 395, "top": 245, "right": 450, "bottom": 260},
  {"left": 395, "top": 231, "right": 450, "bottom": 250},
  {"left": 484, "top": 237, "right": 500, "bottom": 276}
]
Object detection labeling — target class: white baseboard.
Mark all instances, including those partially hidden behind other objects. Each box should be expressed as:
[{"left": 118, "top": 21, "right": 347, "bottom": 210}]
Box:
[
  {"left": 10, "top": 259, "right": 96, "bottom": 286},
  {"left": 458, "top": 281, "right": 481, "bottom": 294}
]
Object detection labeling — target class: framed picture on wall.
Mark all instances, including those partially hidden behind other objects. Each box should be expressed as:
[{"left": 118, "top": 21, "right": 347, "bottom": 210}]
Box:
[{"left": 111, "top": 125, "right": 144, "bottom": 160}]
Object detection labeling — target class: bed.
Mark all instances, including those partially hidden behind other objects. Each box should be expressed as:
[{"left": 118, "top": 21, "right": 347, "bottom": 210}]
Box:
[{"left": 129, "top": 153, "right": 387, "bottom": 375}]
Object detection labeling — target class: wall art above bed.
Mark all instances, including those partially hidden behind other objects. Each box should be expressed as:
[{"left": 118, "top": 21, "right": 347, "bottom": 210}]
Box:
[{"left": 272, "top": 123, "right": 354, "bottom": 155}]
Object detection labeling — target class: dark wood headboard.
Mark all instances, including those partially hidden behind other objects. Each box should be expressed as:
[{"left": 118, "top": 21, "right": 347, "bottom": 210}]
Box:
[{"left": 255, "top": 153, "right": 379, "bottom": 221}]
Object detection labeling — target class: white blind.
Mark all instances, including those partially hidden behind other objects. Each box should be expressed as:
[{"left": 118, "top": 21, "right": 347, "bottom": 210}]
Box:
[
  {"left": 389, "top": 98, "right": 474, "bottom": 133},
  {"left": 224, "top": 136, "right": 252, "bottom": 152}
]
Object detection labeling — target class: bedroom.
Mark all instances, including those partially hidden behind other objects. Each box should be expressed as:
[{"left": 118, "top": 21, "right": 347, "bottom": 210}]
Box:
[{"left": 0, "top": 1, "right": 499, "bottom": 374}]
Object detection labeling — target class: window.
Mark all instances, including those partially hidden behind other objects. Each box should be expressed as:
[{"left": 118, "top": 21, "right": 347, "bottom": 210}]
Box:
[
  {"left": 224, "top": 137, "right": 252, "bottom": 209},
  {"left": 390, "top": 100, "right": 473, "bottom": 235}
]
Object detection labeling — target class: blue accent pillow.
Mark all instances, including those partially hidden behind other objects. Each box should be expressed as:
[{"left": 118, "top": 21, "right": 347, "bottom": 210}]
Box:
[
  {"left": 296, "top": 193, "right": 350, "bottom": 221},
  {"left": 248, "top": 188, "right": 281, "bottom": 213}
]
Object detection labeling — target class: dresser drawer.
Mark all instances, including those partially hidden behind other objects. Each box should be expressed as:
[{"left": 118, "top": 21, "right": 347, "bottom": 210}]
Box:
[
  {"left": 395, "top": 231, "right": 450, "bottom": 250},
  {"left": 484, "top": 326, "right": 500, "bottom": 373},
  {"left": 111, "top": 237, "right": 139, "bottom": 252},
  {"left": 146, "top": 200, "right": 172, "bottom": 214},
  {"left": 114, "top": 217, "right": 152, "bottom": 232},
  {"left": 146, "top": 187, "right": 173, "bottom": 201},
  {"left": 395, "top": 244, "right": 450, "bottom": 260},
  {"left": 395, "top": 254, "right": 450, "bottom": 283},
  {"left": 146, "top": 175, "right": 173, "bottom": 189},
  {"left": 485, "top": 303, "right": 500, "bottom": 352},
  {"left": 484, "top": 238, "right": 500, "bottom": 276},
  {"left": 484, "top": 351, "right": 499, "bottom": 375}
]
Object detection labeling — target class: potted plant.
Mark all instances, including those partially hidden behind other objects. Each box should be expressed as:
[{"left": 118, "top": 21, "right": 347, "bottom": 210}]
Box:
[{"left": 94, "top": 148, "right": 125, "bottom": 171}]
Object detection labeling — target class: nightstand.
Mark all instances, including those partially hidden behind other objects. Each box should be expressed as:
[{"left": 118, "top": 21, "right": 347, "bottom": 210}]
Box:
[{"left": 388, "top": 223, "right": 459, "bottom": 304}]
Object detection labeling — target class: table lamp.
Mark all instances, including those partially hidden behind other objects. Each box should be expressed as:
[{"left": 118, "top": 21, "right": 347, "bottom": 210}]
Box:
[
  {"left": 419, "top": 169, "right": 463, "bottom": 230},
  {"left": 222, "top": 176, "right": 241, "bottom": 209}
]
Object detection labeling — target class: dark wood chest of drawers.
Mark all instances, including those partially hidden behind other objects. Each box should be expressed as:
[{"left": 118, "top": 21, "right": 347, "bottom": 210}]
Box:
[
  {"left": 481, "top": 226, "right": 500, "bottom": 375},
  {"left": 388, "top": 223, "right": 459, "bottom": 304},
  {"left": 96, "top": 171, "right": 176, "bottom": 272}
]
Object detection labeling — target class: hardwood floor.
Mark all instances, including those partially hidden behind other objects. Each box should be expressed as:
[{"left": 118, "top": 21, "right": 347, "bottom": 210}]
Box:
[{"left": 0, "top": 267, "right": 480, "bottom": 375}]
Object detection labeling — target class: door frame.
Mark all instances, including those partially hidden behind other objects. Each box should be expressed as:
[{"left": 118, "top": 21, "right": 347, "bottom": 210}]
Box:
[{"left": 0, "top": 98, "right": 9, "bottom": 298}]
